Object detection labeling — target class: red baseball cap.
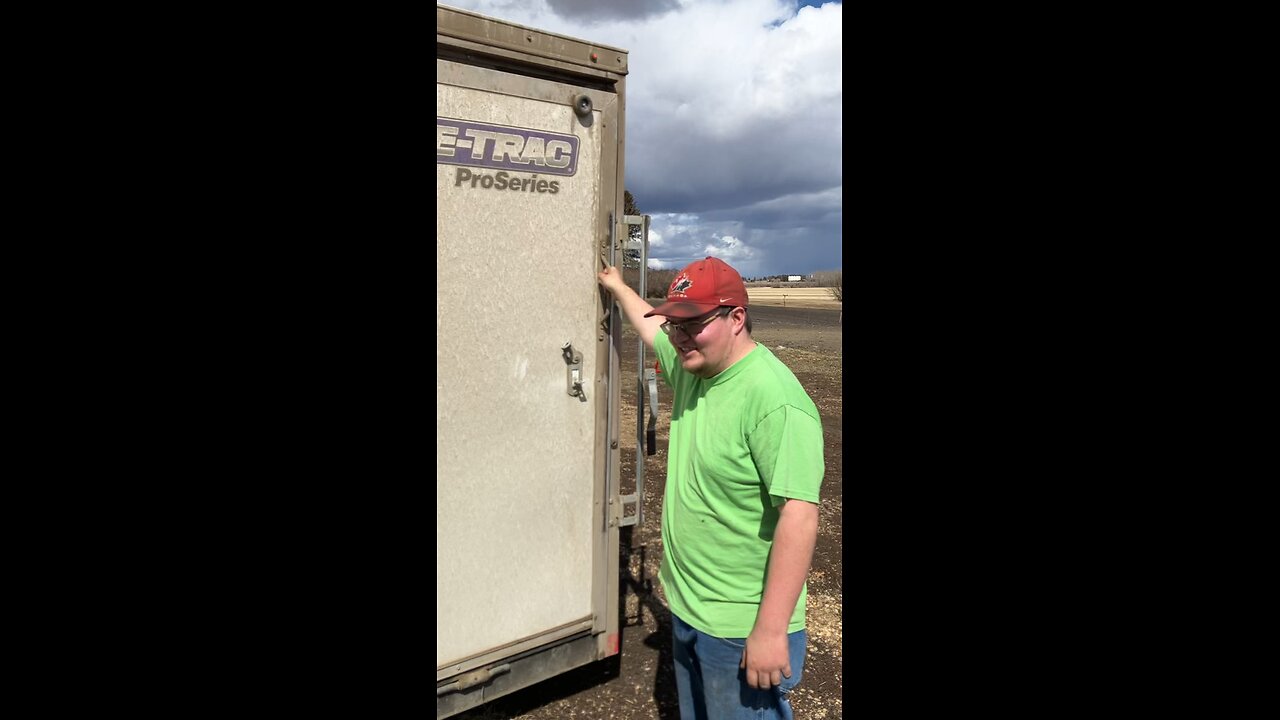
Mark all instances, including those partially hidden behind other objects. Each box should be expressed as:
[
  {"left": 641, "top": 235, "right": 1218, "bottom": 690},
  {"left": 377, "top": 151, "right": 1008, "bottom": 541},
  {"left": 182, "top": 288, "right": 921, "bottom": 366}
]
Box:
[{"left": 644, "top": 257, "right": 749, "bottom": 319}]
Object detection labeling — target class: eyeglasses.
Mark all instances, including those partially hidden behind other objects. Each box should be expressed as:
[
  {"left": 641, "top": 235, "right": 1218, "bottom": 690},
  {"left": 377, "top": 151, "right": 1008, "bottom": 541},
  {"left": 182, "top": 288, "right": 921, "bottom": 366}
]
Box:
[{"left": 660, "top": 307, "right": 732, "bottom": 337}]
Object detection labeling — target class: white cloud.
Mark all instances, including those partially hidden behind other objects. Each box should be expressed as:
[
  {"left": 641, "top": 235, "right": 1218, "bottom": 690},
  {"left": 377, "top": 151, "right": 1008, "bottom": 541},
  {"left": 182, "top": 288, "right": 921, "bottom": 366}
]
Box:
[{"left": 702, "top": 235, "right": 757, "bottom": 263}]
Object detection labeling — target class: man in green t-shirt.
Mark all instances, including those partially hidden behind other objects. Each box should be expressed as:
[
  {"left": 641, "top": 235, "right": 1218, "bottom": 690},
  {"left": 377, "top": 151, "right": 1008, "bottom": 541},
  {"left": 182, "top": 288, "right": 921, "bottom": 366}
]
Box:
[{"left": 598, "top": 256, "right": 824, "bottom": 720}]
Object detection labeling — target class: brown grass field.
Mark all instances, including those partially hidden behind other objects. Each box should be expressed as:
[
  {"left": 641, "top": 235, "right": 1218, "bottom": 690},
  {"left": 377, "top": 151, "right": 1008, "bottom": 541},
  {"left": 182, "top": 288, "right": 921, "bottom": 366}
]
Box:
[{"left": 746, "top": 287, "right": 841, "bottom": 309}]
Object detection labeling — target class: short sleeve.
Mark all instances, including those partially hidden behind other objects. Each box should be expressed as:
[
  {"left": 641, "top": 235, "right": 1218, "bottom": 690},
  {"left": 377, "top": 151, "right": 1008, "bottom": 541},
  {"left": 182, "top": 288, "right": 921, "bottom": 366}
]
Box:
[{"left": 747, "top": 405, "right": 824, "bottom": 505}]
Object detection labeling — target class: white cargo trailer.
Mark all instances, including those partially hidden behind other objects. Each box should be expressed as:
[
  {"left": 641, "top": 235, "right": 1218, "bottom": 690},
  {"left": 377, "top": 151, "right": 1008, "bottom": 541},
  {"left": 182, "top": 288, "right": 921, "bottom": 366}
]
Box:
[{"left": 436, "top": 5, "right": 643, "bottom": 718}]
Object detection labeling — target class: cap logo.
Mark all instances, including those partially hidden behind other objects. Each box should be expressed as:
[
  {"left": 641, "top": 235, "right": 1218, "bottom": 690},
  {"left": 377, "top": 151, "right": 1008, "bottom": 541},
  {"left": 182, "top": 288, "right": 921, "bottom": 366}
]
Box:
[{"left": 670, "top": 275, "right": 692, "bottom": 296}]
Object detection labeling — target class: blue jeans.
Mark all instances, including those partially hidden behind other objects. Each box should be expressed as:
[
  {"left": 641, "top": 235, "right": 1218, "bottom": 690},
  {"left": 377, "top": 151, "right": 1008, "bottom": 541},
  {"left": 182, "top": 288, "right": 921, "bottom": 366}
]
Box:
[{"left": 671, "top": 612, "right": 806, "bottom": 720}]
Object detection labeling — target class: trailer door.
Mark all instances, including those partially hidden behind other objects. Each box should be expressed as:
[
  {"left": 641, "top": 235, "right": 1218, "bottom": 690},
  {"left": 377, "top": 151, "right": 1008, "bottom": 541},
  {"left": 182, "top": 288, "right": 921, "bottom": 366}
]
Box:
[{"left": 436, "top": 58, "right": 620, "bottom": 677}]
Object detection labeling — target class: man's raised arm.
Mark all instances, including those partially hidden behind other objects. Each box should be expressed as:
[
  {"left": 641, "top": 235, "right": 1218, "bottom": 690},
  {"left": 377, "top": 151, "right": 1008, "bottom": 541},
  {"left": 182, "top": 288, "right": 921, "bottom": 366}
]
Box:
[{"left": 598, "top": 263, "right": 665, "bottom": 351}]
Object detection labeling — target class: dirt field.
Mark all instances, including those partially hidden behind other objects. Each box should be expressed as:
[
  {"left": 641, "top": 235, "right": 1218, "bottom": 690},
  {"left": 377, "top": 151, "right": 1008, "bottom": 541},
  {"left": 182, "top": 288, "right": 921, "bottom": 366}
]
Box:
[{"left": 454, "top": 303, "right": 843, "bottom": 719}]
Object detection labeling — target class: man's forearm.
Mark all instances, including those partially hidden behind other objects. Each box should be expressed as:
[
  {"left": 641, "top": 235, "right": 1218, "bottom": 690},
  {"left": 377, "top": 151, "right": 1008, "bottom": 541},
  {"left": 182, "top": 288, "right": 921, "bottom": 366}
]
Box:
[
  {"left": 605, "top": 279, "right": 664, "bottom": 349},
  {"left": 753, "top": 500, "right": 819, "bottom": 634}
]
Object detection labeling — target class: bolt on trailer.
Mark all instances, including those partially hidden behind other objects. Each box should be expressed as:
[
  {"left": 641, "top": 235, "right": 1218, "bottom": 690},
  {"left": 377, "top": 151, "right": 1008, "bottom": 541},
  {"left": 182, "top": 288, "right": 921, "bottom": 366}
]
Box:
[{"left": 436, "top": 5, "right": 654, "bottom": 718}]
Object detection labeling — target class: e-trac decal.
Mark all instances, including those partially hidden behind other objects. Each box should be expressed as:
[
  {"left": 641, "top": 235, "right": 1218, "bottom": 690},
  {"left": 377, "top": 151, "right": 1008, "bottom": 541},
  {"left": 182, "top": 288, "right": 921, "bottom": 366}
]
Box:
[{"left": 437, "top": 118, "right": 579, "bottom": 177}]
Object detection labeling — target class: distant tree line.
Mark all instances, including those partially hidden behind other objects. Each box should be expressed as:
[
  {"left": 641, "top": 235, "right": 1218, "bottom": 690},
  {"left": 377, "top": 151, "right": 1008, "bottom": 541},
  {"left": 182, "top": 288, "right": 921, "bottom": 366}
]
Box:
[
  {"left": 745, "top": 274, "right": 811, "bottom": 282},
  {"left": 812, "top": 269, "right": 842, "bottom": 302},
  {"left": 622, "top": 267, "right": 675, "bottom": 298}
]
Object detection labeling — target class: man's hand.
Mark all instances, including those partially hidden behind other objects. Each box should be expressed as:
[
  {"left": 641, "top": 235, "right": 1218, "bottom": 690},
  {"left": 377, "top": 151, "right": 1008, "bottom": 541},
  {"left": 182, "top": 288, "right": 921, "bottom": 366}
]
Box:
[
  {"left": 596, "top": 262, "right": 663, "bottom": 349},
  {"left": 598, "top": 263, "right": 626, "bottom": 295},
  {"left": 740, "top": 628, "right": 792, "bottom": 689}
]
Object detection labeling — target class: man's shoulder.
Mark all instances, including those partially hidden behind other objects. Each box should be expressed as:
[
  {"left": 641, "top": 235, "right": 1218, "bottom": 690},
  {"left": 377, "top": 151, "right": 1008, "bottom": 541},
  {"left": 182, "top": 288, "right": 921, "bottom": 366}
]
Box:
[{"left": 745, "top": 344, "right": 814, "bottom": 391}]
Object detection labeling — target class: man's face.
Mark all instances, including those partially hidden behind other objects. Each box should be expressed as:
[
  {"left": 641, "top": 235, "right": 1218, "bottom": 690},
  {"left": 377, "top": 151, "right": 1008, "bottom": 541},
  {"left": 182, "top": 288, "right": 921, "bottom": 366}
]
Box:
[{"left": 661, "top": 306, "right": 739, "bottom": 377}]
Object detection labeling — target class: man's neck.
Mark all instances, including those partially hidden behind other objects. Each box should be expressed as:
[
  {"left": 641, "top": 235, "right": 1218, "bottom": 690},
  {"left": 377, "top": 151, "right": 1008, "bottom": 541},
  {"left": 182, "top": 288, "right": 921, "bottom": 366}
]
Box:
[{"left": 721, "top": 335, "right": 757, "bottom": 373}]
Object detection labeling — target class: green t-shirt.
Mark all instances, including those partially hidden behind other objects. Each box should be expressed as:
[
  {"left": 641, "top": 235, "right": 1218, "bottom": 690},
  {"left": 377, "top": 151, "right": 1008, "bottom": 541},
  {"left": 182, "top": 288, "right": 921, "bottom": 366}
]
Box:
[{"left": 653, "top": 333, "right": 824, "bottom": 638}]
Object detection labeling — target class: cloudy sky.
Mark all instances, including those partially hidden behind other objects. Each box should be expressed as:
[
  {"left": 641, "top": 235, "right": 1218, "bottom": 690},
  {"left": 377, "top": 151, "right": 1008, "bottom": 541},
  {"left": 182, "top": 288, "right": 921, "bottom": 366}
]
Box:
[{"left": 441, "top": 0, "right": 842, "bottom": 279}]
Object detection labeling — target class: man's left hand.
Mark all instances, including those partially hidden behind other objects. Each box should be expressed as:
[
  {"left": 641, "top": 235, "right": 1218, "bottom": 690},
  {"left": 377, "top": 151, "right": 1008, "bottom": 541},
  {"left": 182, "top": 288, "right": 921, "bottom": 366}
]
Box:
[{"left": 740, "top": 629, "right": 792, "bottom": 689}]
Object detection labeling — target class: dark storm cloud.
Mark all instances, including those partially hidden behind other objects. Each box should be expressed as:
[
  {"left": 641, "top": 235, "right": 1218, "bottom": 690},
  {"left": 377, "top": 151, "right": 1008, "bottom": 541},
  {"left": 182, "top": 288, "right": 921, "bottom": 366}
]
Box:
[
  {"left": 700, "top": 188, "right": 842, "bottom": 230},
  {"left": 650, "top": 192, "right": 841, "bottom": 278},
  {"left": 547, "top": 0, "right": 681, "bottom": 23},
  {"left": 627, "top": 118, "right": 842, "bottom": 215}
]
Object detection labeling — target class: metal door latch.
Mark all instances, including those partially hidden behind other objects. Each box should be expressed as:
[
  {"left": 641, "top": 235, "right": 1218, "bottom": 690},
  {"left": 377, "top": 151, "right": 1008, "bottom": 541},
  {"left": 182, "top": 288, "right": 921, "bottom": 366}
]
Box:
[{"left": 562, "top": 342, "right": 586, "bottom": 401}]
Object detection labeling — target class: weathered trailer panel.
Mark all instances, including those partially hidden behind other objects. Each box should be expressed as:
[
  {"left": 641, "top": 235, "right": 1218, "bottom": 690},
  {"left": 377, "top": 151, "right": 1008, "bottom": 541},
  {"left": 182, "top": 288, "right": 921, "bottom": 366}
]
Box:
[{"left": 436, "top": 4, "right": 628, "bottom": 718}]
